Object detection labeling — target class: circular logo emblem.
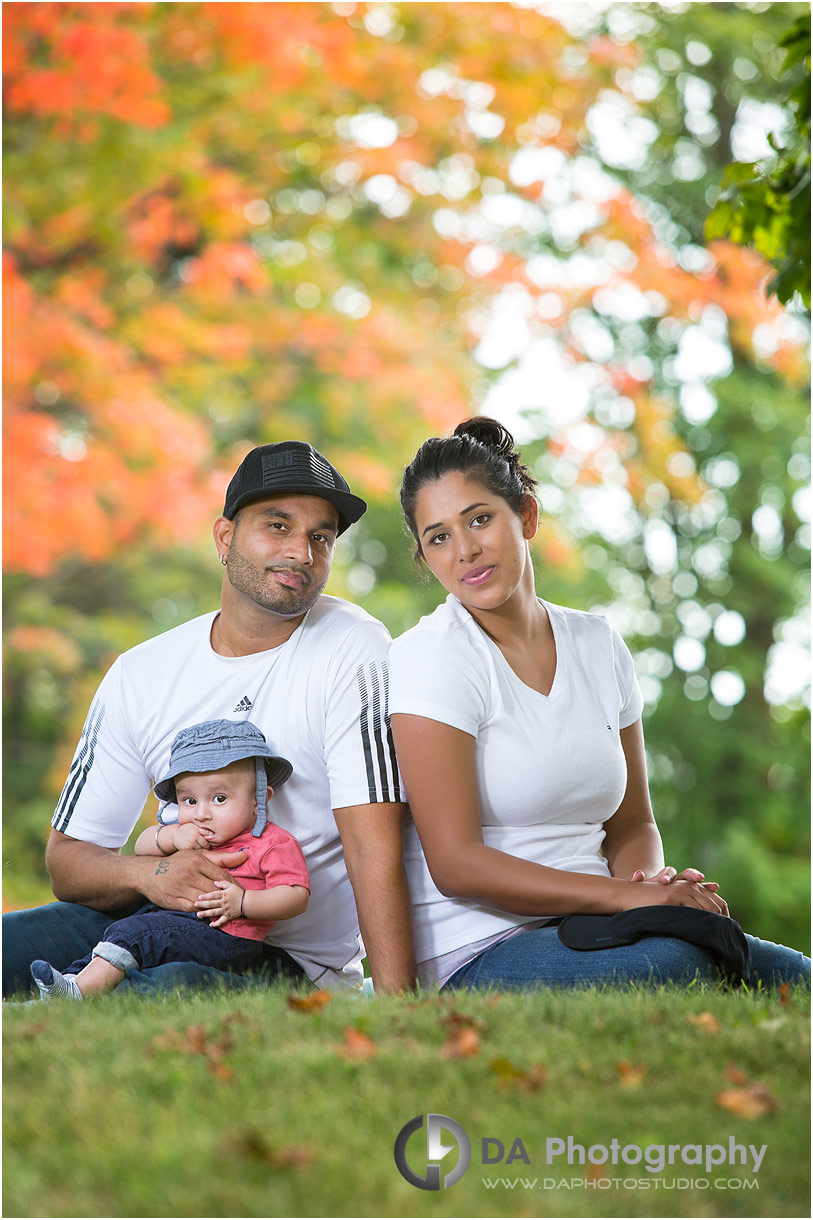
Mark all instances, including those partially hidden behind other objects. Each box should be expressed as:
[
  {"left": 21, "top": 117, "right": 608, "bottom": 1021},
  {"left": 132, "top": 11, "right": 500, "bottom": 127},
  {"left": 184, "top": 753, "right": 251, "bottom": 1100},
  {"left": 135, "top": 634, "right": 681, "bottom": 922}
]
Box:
[{"left": 394, "top": 1113, "right": 471, "bottom": 1190}]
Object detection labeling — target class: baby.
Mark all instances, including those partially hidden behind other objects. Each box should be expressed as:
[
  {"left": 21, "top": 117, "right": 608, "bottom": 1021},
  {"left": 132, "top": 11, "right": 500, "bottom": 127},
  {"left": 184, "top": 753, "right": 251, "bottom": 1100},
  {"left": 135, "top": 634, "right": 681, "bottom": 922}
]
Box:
[{"left": 31, "top": 719, "right": 310, "bottom": 1000}]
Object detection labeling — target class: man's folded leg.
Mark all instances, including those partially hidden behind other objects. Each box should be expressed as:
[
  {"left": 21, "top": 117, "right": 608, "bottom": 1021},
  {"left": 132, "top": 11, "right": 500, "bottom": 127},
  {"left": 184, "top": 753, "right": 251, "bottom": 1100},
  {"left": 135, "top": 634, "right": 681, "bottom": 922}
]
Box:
[
  {"left": 117, "top": 961, "right": 252, "bottom": 993},
  {"left": 2, "top": 901, "right": 142, "bottom": 999}
]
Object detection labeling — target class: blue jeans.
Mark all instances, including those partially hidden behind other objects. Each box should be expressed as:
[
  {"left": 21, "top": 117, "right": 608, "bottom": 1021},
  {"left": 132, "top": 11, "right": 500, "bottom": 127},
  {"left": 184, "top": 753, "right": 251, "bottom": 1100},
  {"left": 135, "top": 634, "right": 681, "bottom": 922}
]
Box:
[
  {"left": 3, "top": 901, "right": 305, "bottom": 999},
  {"left": 442, "top": 924, "right": 811, "bottom": 991}
]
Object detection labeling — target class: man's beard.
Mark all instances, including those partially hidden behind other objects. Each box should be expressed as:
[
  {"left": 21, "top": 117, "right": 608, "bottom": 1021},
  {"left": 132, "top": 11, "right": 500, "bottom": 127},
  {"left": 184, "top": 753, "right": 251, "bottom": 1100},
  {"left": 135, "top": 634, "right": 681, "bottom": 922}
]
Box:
[{"left": 225, "top": 546, "right": 327, "bottom": 617}]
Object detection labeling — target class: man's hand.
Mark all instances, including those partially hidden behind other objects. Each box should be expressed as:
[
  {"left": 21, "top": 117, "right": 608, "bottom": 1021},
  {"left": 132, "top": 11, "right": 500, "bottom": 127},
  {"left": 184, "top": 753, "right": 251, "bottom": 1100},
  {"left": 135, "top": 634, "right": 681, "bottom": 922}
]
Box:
[
  {"left": 140, "top": 849, "right": 247, "bottom": 912},
  {"left": 193, "top": 880, "right": 245, "bottom": 928},
  {"left": 45, "top": 829, "right": 247, "bottom": 914}
]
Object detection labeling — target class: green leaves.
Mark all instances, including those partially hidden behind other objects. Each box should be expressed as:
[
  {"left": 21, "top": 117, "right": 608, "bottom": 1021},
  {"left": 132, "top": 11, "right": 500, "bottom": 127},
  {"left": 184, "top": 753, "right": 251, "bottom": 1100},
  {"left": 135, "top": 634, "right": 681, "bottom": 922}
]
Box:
[{"left": 705, "top": 12, "right": 810, "bottom": 307}]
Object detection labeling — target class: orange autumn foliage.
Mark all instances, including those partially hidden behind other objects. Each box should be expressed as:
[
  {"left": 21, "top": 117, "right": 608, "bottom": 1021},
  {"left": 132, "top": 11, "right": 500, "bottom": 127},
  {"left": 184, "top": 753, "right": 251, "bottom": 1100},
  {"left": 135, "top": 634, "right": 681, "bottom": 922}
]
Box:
[
  {"left": 3, "top": 3, "right": 169, "bottom": 132},
  {"left": 3, "top": 255, "right": 219, "bottom": 575},
  {"left": 3, "top": 2, "right": 805, "bottom": 578}
]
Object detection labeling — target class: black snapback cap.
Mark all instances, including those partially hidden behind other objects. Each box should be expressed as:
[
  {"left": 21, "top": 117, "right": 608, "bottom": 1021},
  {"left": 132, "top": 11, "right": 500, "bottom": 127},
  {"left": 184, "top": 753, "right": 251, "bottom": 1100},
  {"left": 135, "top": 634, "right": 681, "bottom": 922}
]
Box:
[{"left": 222, "top": 441, "right": 367, "bottom": 535}]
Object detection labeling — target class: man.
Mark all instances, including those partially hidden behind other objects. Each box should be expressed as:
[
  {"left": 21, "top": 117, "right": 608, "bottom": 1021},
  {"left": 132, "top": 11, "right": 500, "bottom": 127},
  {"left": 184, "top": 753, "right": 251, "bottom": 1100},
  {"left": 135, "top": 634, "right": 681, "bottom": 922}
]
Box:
[{"left": 3, "top": 441, "right": 415, "bottom": 996}]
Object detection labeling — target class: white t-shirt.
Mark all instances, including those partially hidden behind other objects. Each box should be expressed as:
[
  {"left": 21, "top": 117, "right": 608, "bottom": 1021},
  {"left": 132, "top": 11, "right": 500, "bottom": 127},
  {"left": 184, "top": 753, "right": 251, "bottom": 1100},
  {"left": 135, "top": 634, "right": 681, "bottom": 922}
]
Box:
[
  {"left": 388, "top": 594, "right": 644, "bottom": 966},
  {"left": 52, "top": 596, "right": 400, "bottom": 988}
]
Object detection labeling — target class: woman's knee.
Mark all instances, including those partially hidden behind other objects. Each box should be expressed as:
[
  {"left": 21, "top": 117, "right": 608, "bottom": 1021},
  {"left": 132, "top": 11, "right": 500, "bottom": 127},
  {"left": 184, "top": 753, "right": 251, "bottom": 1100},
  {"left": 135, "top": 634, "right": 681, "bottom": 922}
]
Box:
[{"left": 633, "top": 936, "right": 718, "bottom": 984}]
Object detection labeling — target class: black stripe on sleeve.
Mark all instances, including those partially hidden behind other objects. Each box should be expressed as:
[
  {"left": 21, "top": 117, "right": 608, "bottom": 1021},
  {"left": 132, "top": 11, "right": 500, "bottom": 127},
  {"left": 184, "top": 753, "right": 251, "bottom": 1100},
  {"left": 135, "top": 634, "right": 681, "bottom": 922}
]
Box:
[
  {"left": 382, "top": 661, "right": 402, "bottom": 802},
  {"left": 368, "top": 664, "right": 391, "bottom": 803},
  {"left": 356, "top": 665, "right": 377, "bottom": 802},
  {"left": 52, "top": 700, "right": 106, "bottom": 833}
]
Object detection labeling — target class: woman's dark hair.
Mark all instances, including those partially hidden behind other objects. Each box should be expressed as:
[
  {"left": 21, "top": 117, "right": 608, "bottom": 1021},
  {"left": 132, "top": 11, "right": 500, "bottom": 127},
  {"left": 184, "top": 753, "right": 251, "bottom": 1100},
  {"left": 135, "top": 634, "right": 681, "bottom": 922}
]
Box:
[{"left": 400, "top": 417, "right": 538, "bottom": 554}]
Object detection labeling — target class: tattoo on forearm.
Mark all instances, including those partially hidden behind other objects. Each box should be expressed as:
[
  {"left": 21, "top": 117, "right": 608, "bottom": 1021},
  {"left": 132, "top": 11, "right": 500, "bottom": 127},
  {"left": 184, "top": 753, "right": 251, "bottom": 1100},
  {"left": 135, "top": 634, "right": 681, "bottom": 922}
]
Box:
[{"left": 155, "top": 860, "right": 170, "bottom": 875}]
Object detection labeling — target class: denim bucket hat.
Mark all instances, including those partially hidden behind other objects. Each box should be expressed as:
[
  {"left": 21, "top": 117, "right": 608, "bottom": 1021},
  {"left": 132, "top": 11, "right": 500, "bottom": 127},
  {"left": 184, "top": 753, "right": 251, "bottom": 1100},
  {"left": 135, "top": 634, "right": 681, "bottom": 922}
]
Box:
[{"left": 154, "top": 719, "right": 293, "bottom": 837}]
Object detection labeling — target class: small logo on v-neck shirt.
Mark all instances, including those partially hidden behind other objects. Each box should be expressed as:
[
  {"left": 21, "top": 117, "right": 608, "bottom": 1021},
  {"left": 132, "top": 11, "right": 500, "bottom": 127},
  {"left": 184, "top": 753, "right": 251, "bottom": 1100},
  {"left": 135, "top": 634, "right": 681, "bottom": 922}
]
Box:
[{"left": 233, "top": 695, "right": 253, "bottom": 713}]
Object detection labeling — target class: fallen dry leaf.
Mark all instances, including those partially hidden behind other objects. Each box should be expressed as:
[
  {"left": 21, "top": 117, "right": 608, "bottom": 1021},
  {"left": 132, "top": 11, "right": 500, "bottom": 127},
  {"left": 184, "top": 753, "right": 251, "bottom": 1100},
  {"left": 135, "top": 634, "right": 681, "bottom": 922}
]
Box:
[
  {"left": 724, "top": 1063, "right": 750, "bottom": 1085},
  {"left": 150, "top": 1029, "right": 180, "bottom": 1053},
  {"left": 687, "top": 1011, "right": 720, "bottom": 1033},
  {"left": 441, "top": 1008, "right": 485, "bottom": 1034},
  {"left": 287, "top": 990, "right": 332, "bottom": 1013},
  {"left": 440, "top": 1008, "right": 484, "bottom": 1058},
  {"left": 184, "top": 1024, "right": 210, "bottom": 1055},
  {"left": 264, "top": 1144, "right": 312, "bottom": 1170},
  {"left": 339, "top": 1026, "right": 377, "bottom": 1061},
  {"left": 491, "top": 1055, "right": 523, "bottom": 1084},
  {"left": 520, "top": 1063, "right": 547, "bottom": 1092},
  {"left": 615, "top": 1060, "right": 647, "bottom": 1089},
  {"left": 151, "top": 1019, "right": 237, "bottom": 1077},
  {"left": 716, "top": 1084, "right": 779, "bottom": 1119},
  {"left": 490, "top": 1056, "right": 546, "bottom": 1091},
  {"left": 443, "top": 1026, "right": 480, "bottom": 1059},
  {"left": 228, "top": 1129, "right": 312, "bottom": 1168},
  {"left": 17, "top": 1021, "right": 48, "bottom": 1037},
  {"left": 210, "top": 1060, "right": 234, "bottom": 1081}
]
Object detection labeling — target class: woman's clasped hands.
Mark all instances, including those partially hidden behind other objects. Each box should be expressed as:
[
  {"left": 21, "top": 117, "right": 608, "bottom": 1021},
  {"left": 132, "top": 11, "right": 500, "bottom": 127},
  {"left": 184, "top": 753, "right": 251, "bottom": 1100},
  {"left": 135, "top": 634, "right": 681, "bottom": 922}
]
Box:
[{"left": 626, "top": 866, "right": 729, "bottom": 916}]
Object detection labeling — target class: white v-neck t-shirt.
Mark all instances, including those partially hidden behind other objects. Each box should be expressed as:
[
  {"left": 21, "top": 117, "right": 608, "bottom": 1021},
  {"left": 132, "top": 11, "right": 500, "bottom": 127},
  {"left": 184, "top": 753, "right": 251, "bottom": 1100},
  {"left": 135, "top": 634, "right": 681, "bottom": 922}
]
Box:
[{"left": 388, "top": 594, "right": 644, "bottom": 969}]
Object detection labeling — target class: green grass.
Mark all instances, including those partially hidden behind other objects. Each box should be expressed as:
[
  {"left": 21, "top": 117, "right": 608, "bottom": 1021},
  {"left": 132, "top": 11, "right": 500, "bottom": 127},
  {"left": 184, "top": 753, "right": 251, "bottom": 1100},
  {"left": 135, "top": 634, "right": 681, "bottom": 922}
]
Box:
[{"left": 3, "top": 983, "right": 809, "bottom": 1218}]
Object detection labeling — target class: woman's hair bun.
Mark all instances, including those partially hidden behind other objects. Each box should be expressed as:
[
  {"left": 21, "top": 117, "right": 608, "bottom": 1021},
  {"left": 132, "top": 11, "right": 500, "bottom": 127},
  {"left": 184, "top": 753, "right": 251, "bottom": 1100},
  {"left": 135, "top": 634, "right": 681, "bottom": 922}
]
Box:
[
  {"left": 452, "top": 416, "right": 535, "bottom": 493},
  {"left": 452, "top": 416, "right": 516, "bottom": 458}
]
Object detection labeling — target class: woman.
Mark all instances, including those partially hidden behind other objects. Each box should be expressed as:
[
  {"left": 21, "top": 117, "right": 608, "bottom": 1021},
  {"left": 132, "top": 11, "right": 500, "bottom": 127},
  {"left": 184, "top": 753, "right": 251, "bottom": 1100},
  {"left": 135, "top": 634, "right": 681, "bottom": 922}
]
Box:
[{"left": 389, "top": 418, "right": 810, "bottom": 992}]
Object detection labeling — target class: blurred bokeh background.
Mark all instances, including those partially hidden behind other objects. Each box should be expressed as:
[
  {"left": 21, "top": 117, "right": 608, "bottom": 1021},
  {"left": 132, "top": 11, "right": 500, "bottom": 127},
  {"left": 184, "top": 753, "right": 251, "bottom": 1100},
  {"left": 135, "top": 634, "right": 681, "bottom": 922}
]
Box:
[{"left": 3, "top": 2, "right": 810, "bottom": 950}]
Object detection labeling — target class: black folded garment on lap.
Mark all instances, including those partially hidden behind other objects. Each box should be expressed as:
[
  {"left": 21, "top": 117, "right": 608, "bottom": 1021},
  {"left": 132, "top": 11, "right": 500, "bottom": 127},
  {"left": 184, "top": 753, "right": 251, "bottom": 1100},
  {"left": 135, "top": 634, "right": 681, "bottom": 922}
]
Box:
[{"left": 556, "top": 905, "right": 751, "bottom": 982}]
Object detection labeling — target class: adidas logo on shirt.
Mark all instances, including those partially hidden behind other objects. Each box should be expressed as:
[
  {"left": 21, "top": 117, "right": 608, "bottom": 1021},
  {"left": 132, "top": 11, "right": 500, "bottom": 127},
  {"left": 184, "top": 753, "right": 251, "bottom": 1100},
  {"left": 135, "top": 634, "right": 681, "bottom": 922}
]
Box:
[{"left": 233, "top": 695, "right": 253, "bottom": 713}]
